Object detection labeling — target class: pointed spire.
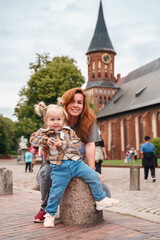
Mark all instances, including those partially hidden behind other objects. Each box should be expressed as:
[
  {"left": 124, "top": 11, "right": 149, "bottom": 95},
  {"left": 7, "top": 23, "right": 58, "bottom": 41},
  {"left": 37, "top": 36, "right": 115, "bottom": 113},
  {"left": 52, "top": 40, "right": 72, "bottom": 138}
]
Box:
[{"left": 86, "top": 0, "right": 116, "bottom": 54}]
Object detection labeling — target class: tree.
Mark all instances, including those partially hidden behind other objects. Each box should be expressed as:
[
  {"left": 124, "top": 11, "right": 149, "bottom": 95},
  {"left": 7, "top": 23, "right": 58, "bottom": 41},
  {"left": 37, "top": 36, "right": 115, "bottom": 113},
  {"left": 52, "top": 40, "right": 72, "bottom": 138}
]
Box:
[
  {"left": 150, "top": 137, "right": 160, "bottom": 156},
  {"left": 0, "top": 115, "right": 19, "bottom": 154},
  {"left": 15, "top": 54, "right": 85, "bottom": 140}
]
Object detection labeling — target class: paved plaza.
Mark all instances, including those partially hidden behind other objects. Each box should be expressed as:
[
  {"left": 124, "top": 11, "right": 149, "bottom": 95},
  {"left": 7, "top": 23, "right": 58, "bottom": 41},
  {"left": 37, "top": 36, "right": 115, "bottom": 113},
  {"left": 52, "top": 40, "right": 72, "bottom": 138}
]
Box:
[{"left": 0, "top": 159, "right": 160, "bottom": 239}]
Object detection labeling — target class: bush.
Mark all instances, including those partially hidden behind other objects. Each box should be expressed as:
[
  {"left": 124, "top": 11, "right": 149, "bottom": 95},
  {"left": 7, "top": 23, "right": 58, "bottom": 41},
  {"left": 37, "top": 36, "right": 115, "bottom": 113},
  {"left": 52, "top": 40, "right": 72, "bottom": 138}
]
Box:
[{"left": 150, "top": 137, "right": 160, "bottom": 156}]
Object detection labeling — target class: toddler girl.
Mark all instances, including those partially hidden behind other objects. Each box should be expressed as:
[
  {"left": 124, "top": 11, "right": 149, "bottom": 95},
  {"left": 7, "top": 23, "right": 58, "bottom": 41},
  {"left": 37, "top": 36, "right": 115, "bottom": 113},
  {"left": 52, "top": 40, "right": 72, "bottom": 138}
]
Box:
[{"left": 30, "top": 102, "right": 119, "bottom": 228}]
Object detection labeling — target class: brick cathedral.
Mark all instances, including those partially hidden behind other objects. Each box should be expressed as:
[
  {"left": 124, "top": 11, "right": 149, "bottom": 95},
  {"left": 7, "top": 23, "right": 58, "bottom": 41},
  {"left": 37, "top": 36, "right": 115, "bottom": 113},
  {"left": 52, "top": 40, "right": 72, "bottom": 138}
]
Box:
[{"left": 85, "top": 1, "right": 160, "bottom": 160}]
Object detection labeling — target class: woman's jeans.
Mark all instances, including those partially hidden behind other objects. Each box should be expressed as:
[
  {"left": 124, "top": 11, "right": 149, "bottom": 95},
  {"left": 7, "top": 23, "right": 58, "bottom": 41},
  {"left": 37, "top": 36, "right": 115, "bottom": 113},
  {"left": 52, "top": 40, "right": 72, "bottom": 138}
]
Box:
[
  {"left": 36, "top": 162, "right": 111, "bottom": 211},
  {"left": 46, "top": 159, "right": 106, "bottom": 216}
]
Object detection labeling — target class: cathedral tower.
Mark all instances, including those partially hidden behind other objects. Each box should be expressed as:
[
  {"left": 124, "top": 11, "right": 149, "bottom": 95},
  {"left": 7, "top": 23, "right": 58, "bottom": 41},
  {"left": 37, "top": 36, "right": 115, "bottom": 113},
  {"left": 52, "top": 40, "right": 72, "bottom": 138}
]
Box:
[{"left": 85, "top": 0, "right": 119, "bottom": 112}]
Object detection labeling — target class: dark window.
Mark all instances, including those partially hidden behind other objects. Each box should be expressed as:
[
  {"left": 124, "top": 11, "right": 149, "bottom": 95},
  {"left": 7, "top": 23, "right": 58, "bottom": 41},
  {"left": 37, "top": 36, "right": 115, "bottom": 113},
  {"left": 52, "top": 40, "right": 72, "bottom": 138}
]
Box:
[
  {"left": 92, "top": 73, "right": 95, "bottom": 78},
  {"left": 112, "top": 122, "right": 115, "bottom": 146},
  {"left": 98, "top": 72, "right": 101, "bottom": 78},
  {"left": 157, "top": 112, "right": 160, "bottom": 137},
  {"left": 104, "top": 97, "right": 106, "bottom": 104},
  {"left": 99, "top": 96, "right": 102, "bottom": 104},
  {"left": 139, "top": 116, "right": 143, "bottom": 144},
  {"left": 124, "top": 119, "right": 128, "bottom": 147},
  {"left": 105, "top": 73, "right": 108, "bottom": 78}
]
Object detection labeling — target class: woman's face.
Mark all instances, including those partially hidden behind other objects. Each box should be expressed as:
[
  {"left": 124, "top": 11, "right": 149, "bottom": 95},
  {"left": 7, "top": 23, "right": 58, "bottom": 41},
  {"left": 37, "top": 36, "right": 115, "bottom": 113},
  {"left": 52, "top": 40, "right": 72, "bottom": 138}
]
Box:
[{"left": 67, "top": 93, "right": 84, "bottom": 118}]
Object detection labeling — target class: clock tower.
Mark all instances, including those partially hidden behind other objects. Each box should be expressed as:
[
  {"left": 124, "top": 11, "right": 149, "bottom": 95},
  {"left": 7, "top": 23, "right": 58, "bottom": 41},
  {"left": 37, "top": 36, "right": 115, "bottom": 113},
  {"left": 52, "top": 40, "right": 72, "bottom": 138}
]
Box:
[{"left": 85, "top": 0, "right": 119, "bottom": 113}]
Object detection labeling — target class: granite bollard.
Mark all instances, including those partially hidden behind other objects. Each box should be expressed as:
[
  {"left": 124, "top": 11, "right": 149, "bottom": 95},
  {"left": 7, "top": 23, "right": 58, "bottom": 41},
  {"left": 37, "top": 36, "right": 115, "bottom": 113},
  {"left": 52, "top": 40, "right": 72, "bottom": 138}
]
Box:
[
  {"left": 60, "top": 177, "right": 103, "bottom": 225},
  {"left": 0, "top": 168, "right": 13, "bottom": 195},
  {"left": 130, "top": 166, "right": 140, "bottom": 191}
]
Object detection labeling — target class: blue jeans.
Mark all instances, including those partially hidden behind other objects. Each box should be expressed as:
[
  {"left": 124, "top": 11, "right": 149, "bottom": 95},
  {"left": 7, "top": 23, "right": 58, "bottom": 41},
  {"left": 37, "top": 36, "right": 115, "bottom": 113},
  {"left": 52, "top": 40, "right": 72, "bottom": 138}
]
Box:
[{"left": 46, "top": 159, "right": 106, "bottom": 216}]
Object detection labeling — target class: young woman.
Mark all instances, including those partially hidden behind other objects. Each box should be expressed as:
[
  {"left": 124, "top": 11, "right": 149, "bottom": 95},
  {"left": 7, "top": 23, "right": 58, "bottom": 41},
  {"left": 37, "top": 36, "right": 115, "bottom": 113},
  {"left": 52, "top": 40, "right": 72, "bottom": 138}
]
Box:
[{"left": 33, "top": 87, "right": 111, "bottom": 223}]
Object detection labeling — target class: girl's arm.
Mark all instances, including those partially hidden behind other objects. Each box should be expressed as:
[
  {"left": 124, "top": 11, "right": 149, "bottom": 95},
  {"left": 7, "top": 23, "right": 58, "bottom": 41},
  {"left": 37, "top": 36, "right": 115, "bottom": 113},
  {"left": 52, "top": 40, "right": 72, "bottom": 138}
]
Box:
[{"left": 30, "top": 129, "right": 48, "bottom": 147}]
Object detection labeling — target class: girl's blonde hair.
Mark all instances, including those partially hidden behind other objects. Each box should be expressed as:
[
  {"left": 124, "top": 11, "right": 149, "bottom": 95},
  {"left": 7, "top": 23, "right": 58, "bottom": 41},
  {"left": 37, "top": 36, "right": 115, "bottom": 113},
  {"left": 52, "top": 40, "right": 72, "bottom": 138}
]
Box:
[
  {"left": 35, "top": 101, "right": 68, "bottom": 124},
  {"left": 61, "top": 88, "right": 96, "bottom": 143}
]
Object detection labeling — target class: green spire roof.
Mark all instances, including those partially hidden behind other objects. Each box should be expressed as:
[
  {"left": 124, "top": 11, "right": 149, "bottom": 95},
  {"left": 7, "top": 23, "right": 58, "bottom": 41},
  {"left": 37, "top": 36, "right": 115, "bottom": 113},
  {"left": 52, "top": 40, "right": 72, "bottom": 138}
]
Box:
[{"left": 86, "top": 1, "right": 116, "bottom": 54}]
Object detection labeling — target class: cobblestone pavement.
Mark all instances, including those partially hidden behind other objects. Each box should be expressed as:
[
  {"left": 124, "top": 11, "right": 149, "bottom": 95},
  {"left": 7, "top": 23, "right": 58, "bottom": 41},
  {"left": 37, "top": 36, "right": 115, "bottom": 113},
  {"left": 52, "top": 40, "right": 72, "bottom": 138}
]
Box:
[{"left": 0, "top": 159, "right": 160, "bottom": 239}]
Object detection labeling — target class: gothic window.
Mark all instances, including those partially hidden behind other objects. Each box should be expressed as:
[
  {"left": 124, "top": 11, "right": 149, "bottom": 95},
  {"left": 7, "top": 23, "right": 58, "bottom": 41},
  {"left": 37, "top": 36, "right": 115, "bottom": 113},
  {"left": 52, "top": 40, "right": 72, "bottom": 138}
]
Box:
[
  {"left": 111, "top": 122, "right": 115, "bottom": 146},
  {"left": 98, "top": 61, "right": 101, "bottom": 69},
  {"left": 124, "top": 119, "right": 128, "bottom": 148},
  {"left": 92, "top": 61, "right": 95, "bottom": 70},
  {"left": 139, "top": 116, "right": 143, "bottom": 144},
  {"left": 99, "top": 96, "right": 102, "bottom": 104},
  {"left": 157, "top": 112, "right": 160, "bottom": 137}
]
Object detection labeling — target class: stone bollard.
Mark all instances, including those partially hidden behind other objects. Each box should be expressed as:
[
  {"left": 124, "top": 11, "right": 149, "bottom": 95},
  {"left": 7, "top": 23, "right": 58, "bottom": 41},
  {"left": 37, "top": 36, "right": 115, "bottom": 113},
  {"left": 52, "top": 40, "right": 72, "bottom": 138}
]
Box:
[
  {"left": 0, "top": 168, "right": 13, "bottom": 195},
  {"left": 130, "top": 166, "right": 140, "bottom": 191},
  {"left": 60, "top": 177, "right": 103, "bottom": 225}
]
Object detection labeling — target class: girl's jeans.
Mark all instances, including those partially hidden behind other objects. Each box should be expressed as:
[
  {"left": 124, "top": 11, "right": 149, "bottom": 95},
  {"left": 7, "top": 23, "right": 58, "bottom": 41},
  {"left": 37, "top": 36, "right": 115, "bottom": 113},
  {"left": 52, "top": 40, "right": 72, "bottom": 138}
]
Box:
[{"left": 46, "top": 159, "right": 106, "bottom": 216}]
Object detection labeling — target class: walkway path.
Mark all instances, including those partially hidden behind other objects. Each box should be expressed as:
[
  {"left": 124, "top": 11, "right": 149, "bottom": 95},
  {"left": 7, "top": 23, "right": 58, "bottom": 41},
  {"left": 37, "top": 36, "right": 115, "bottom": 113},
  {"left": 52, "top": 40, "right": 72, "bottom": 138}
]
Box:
[{"left": 0, "top": 159, "right": 160, "bottom": 239}]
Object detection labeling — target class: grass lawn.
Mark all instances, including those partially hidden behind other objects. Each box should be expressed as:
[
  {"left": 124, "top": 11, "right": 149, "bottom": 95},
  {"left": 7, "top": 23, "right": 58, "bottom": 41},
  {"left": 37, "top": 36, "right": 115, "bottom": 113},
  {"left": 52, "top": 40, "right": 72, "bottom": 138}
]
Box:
[{"left": 102, "top": 158, "right": 160, "bottom": 167}]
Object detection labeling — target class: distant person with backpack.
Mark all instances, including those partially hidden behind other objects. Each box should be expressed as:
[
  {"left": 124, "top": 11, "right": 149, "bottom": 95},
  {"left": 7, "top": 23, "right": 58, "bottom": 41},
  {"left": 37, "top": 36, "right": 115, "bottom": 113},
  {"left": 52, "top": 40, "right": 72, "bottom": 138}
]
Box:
[{"left": 140, "top": 136, "right": 157, "bottom": 182}]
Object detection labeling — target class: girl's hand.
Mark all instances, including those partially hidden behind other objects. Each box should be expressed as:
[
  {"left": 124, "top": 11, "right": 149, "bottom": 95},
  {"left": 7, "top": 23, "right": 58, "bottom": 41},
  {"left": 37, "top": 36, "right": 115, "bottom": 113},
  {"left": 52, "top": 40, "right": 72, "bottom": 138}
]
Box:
[
  {"left": 47, "top": 138, "right": 55, "bottom": 146},
  {"left": 54, "top": 139, "right": 61, "bottom": 147}
]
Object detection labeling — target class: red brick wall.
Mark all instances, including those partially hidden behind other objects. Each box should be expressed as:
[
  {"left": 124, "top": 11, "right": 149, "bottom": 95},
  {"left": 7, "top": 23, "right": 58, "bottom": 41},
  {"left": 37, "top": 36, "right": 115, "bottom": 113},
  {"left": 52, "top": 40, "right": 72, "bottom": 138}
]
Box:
[{"left": 98, "top": 106, "right": 160, "bottom": 159}]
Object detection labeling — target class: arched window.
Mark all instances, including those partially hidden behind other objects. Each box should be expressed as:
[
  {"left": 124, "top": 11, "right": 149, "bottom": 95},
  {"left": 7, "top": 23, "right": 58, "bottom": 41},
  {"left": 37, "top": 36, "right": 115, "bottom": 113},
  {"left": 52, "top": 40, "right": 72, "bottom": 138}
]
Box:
[
  {"left": 99, "top": 96, "right": 102, "bottom": 104},
  {"left": 124, "top": 119, "right": 128, "bottom": 147},
  {"left": 139, "top": 116, "right": 143, "bottom": 144},
  {"left": 104, "top": 97, "right": 106, "bottom": 104},
  {"left": 111, "top": 122, "right": 115, "bottom": 146},
  {"left": 157, "top": 112, "right": 160, "bottom": 137}
]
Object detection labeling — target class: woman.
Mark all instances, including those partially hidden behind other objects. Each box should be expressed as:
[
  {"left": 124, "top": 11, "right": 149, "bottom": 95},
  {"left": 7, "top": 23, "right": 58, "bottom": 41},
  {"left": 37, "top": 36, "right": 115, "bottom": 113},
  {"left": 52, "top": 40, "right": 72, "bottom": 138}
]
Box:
[{"left": 33, "top": 87, "right": 111, "bottom": 223}]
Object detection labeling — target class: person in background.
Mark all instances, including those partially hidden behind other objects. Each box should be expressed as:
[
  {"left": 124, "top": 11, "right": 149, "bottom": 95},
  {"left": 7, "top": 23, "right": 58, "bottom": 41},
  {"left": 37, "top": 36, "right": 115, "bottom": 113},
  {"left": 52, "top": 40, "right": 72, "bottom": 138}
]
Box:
[
  {"left": 140, "top": 136, "right": 157, "bottom": 182},
  {"left": 95, "top": 131, "right": 107, "bottom": 174},
  {"left": 30, "top": 102, "right": 119, "bottom": 228},
  {"left": 95, "top": 132, "right": 111, "bottom": 198},
  {"left": 29, "top": 145, "right": 37, "bottom": 170},
  {"left": 25, "top": 148, "right": 33, "bottom": 173},
  {"left": 134, "top": 149, "right": 138, "bottom": 162}
]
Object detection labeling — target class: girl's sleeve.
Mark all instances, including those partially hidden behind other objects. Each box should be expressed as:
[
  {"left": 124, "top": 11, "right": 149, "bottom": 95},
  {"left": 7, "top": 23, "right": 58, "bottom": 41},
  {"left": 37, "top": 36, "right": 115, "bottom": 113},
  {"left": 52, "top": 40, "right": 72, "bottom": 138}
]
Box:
[{"left": 30, "top": 129, "right": 48, "bottom": 148}]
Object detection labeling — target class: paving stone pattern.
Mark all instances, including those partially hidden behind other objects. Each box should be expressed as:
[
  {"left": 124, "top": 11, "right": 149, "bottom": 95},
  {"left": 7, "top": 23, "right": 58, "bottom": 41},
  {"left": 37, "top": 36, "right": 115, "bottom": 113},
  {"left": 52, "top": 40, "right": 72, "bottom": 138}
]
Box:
[{"left": 0, "top": 159, "right": 160, "bottom": 240}]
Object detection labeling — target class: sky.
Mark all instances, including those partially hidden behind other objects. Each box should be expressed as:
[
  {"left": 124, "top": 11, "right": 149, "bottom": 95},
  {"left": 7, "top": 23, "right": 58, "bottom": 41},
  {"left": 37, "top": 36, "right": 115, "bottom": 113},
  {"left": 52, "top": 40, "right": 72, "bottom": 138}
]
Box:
[{"left": 1, "top": 0, "right": 160, "bottom": 121}]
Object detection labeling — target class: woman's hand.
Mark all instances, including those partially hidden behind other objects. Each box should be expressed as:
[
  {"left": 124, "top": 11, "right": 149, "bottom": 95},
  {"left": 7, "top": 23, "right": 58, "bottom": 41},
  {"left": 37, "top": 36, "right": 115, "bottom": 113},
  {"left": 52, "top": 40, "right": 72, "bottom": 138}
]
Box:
[{"left": 98, "top": 173, "right": 104, "bottom": 184}]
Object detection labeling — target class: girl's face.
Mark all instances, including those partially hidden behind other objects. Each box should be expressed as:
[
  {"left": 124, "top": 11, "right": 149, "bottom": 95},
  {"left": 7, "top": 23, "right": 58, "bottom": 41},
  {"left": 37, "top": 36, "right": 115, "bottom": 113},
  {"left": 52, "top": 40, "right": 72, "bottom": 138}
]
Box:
[
  {"left": 45, "top": 109, "right": 64, "bottom": 130},
  {"left": 67, "top": 93, "right": 84, "bottom": 118}
]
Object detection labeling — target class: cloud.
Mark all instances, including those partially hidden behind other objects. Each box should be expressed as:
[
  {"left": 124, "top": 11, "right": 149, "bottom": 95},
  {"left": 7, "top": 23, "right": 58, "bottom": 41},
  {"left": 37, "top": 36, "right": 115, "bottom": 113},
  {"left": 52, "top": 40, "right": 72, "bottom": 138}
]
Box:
[{"left": 0, "top": 0, "right": 160, "bottom": 121}]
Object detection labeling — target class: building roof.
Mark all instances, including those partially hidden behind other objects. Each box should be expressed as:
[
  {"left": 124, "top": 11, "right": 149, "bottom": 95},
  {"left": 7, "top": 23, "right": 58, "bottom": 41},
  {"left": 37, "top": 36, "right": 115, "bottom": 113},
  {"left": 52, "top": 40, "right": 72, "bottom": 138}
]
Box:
[
  {"left": 97, "top": 58, "right": 160, "bottom": 119},
  {"left": 86, "top": 80, "right": 120, "bottom": 90},
  {"left": 86, "top": 1, "right": 116, "bottom": 55}
]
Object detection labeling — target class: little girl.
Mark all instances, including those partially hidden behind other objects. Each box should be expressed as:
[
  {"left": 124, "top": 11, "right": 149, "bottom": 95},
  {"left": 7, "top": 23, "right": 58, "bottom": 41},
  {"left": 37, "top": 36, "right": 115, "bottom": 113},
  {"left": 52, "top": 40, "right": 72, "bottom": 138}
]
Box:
[{"left": 30, "top": 102, "right": 119, "bottom": 228}]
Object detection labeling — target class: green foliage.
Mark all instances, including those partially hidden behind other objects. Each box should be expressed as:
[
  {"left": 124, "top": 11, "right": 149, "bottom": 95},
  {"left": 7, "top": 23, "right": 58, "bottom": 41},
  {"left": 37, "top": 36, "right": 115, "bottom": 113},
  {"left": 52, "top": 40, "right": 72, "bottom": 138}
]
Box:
[
  {"left": 0, "top": 115, "right": 19, "bottom": 154},
  {"left": 15, "top": 53, "right": 85, "bottom": 140},
  {"left": 150, "top": 137, "right": 160, "bottom": 155}
]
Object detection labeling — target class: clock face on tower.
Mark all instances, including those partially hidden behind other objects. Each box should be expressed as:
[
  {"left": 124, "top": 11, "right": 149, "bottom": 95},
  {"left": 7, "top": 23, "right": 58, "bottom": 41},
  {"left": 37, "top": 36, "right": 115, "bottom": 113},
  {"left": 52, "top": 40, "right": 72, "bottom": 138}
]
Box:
[{"left": 102, "top": 53, "right": 111, "bottom": 64}]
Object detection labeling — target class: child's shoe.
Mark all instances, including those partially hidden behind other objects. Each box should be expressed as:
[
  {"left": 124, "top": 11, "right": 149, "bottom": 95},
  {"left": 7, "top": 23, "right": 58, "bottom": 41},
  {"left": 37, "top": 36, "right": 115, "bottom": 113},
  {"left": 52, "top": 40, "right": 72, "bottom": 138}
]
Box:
[
  {"left": 33, "top": 208, "right": 46, "bottom": 223},
  {"left": 44, "top": 213, "right": 55, "bottom": 228},
  {"left": 96, "top": 197, "right": 119, "bottom": 211}
]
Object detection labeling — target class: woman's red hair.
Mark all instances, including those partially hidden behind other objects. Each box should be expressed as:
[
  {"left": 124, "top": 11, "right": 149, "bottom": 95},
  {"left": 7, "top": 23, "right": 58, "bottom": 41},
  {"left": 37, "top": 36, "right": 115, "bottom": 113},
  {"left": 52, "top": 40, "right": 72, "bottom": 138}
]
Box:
[{"left": 61, "top": 88, "right": 96, "bottom": 143}]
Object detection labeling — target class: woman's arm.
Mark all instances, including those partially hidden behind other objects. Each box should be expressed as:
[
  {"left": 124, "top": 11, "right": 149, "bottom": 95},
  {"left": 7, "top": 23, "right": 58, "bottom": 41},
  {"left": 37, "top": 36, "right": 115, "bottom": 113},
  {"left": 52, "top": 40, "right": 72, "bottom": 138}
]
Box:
[{"left": 85, "top": 142, "right": 95, "bottom": 170}]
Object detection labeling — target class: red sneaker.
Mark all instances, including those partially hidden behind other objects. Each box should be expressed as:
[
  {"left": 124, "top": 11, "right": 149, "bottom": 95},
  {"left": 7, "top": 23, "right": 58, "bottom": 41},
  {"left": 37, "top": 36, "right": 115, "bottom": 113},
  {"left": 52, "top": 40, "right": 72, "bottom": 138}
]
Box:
[{"left": 33, "top": 209, "right": 46, "bottom": 223}]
